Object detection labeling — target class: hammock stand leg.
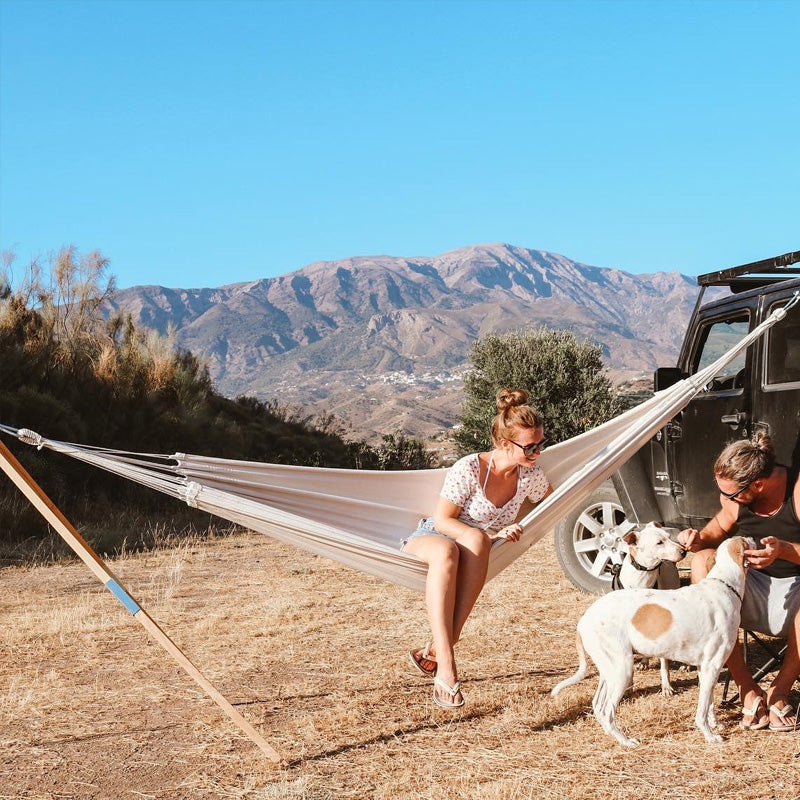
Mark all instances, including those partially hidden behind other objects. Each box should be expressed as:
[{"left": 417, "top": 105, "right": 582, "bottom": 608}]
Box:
[{"left": 0, "top": 439, "right": 283, "bottom": 765}]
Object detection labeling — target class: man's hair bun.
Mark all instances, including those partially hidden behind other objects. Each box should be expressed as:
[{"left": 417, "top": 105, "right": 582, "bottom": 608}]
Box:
[{"left": 753, "top": 430, "right": 773, "bottom": 453}]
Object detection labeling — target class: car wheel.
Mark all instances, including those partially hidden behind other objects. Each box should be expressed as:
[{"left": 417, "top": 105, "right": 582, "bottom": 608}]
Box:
[{"left": 554, "top": 484, "right": 636, "bottom": 594}]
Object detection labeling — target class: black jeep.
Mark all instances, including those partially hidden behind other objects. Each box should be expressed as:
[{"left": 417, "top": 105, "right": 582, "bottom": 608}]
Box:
[{"left": 555, "top": 251, "right": 800, "bottom": 594}]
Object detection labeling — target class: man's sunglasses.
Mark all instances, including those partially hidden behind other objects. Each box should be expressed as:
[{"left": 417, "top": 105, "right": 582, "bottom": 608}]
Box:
[
  {"left": 715, "top": 480, "right": 750, "bottom": 500},
  {"left": 508, "top": 438, "right": 548, "bottom": 457}
]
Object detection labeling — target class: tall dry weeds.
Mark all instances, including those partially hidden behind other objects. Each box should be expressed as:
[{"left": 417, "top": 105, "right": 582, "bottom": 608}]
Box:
[{"left": 1, "top": 247, "right": 436, "bottom": 554}]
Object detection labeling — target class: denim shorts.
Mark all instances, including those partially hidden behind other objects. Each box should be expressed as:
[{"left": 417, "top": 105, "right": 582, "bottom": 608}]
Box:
[{"left": 400, "top": 517, "right": 452, "bottom": 549}]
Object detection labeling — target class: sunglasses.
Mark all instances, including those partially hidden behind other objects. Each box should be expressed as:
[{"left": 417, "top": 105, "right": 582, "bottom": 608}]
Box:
[
  {"left": 508, "top": 438, "right": 548, "bottom": 457},
  {"left": 715, "top": 480, "right": 750, "bottom": 500}
]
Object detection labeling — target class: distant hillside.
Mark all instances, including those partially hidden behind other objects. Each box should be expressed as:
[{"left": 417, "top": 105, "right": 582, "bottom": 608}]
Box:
[{"left": 106, "top": 244, "right": 702, "bottom": 438}]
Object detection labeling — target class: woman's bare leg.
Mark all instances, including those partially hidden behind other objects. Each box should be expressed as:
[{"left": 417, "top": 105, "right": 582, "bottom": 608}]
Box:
[
  {"left": 451, "top": 527, "right": 493, "bottom": 644},
  {"left": 403, "top": 535, "right": 463, "bottom": 703}
]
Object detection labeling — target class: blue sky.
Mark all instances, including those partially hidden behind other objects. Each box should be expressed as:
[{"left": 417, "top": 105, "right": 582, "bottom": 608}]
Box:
[{"left": 1, "top": 0, "right": 798, "bottom": 290}]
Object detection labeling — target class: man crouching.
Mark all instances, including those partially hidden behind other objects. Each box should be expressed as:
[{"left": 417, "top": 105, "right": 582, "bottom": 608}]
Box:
[{"left": 678, "top": 433, "right": 800, "bottom": 732}]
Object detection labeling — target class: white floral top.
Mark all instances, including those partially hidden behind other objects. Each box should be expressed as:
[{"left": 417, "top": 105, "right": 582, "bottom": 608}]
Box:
[{"left": 440, "top": 453, "right": 550, "bottom": 531}]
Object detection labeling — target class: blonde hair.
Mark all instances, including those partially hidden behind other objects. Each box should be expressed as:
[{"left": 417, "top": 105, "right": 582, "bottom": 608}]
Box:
[
  {"left": 714, "top": 431, "right": 775, "bottom": 486},
  {"left": 491, "top": 388, "right": 544, "bottom": 446}
]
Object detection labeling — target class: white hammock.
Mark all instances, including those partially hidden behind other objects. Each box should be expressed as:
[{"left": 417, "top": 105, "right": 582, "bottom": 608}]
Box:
[{"left": 3, "top": 297, "right": 796, "bottom": 592}]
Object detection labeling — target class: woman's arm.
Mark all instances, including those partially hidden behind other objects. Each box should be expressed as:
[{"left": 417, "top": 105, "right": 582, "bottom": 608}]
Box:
[
  {"left": 433, "top": 497, "right": 482, "bottom": 540},
  {"left": 433, "top": 496, "right": 529, "bottom": 544}
]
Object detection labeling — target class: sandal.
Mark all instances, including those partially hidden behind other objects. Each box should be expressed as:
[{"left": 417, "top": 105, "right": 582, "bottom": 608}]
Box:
[
  {"left": 408, "top": 642, "right": 437, "bottom": 677},
  {"left": 740, "top": 695, "right": 769, "bottom": 730},
  {"left": 769, "top": 702, "right": 798, "bottom": 732},
  {"left": 433, "top": 676, "right": 465, "bottom": 709}
]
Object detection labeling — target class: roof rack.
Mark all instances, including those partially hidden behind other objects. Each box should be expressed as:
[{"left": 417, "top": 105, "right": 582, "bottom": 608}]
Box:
[{"left": 698, "top": 251, "right": 800, "bottom": 287}]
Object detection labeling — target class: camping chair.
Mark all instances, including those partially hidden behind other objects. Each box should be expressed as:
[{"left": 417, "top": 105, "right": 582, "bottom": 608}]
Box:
[{"left": 721, "top": 630, "right": 788, "bottom": 706}]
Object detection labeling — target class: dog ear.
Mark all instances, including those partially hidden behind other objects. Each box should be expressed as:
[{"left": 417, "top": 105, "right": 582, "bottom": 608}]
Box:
[
  {"left": 705, "top": 551, "right": 717, "bottom": 573},
  {"left": 730, "top": 537, "right": 746, "bottom": 567},
  {"left": 623, "top": 530, "right": 639, "bottom": 546}
]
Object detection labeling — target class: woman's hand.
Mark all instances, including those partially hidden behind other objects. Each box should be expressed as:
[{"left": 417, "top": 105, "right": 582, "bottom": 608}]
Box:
[{"left": 492, "top": 524, "right": 523, "bottom": 542}]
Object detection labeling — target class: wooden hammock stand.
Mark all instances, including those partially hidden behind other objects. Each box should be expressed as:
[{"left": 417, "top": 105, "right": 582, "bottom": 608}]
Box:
[{"left": 0, "top": 437, "right": 283, "bottom": 765}]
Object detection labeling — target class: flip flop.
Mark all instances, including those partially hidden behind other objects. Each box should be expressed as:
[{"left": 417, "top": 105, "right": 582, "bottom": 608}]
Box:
[
  {"left": 433, "top": 676, "right": 465, "bottom": 709},
  {"left": 408, "top": 641, "right": 437, "bottom": 677},
  {"left": 769, "top": 702, "right": 798, "bottom": 732},
  {"left": 740, "top": 695, "right": 769, "bottom": 730}
]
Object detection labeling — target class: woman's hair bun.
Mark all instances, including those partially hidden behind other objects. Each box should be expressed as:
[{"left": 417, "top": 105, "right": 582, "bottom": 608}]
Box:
[{"left": 496, "top": 387, "right": 529, "bottom": 412}]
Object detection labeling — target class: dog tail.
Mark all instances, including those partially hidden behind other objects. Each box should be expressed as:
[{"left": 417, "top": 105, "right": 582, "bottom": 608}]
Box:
[{"left": 551, "top": 631, "right": 589, "bottom": 696}]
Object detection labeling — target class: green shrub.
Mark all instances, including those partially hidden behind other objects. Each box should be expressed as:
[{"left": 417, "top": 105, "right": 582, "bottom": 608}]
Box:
[{"left": 454, "top": 327, "right": 624, "bottom": 455}]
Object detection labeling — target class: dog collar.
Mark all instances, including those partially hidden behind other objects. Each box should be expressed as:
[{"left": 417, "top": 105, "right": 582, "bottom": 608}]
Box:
[
  {"left": 629, "top": 553, "right": 662, "bottom": 573},
  {"left": 610, "top": 563, "right": 624, "bottom": 591},
  {"left": 610, "top": 558, "right": 661, "bottom": 591},
  {"left": 708, "top": 576, "right": 743, "bottom": 602}
]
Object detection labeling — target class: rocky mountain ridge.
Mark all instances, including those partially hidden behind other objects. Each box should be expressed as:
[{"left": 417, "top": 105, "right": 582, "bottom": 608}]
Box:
[{"left": 106, "top": 243, "right": 703, "bottom": 438}]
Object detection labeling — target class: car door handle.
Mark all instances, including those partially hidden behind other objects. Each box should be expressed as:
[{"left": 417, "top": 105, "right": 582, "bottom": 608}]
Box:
[{"left": 721, "top": 412, "right": 747, "bottom": 426}]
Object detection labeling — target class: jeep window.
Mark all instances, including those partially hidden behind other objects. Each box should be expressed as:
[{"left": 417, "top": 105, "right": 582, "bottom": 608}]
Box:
[
  {"left": 765, "top": 301, "right": 800, "bottom": 387},
  {"left": 692, "top": 314, "right": 750, "bottom": 391}
]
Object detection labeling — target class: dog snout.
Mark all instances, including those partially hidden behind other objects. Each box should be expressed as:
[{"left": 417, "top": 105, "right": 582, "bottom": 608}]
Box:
[{"left": 666, "top": 538, "right": 687, "bottom": 560}]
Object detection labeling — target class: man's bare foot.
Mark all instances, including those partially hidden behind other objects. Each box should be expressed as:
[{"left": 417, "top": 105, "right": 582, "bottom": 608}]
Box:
[
  {"left": 740, "top": 690, "right": 769, "bottom": 729},
  {"left": 768, "top": 699, "right": 798, "bottom": 731}
]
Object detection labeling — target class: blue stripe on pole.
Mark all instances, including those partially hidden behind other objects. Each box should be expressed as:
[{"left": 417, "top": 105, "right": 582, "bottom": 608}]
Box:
[{"left": 105, "top": 578, "right": 141, "bottom": 615}]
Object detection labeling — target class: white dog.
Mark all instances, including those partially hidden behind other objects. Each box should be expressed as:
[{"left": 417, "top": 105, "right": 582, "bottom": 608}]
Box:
[
  {"left": 552, "top": 536, "right": 753, "bottom": 746},
  {"left": 613, "top": 522, "right": 686, "bottom": 696}
]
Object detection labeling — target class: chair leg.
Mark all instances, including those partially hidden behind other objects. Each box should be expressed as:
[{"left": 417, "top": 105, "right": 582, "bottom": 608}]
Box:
[
  {"left": 721, "top": 630, "right": 787, "bottom": 706},
  {"left": 748, "top": 631, "right": 788, "bottom": 683}
]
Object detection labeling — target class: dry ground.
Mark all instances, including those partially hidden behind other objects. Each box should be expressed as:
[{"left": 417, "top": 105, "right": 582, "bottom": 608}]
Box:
[{"left": 2, "top": 529, "right": 800, "bottom": 800}]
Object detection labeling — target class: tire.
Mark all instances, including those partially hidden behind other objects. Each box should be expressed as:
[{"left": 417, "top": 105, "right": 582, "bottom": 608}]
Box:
[{"left": 554, "top": 484, "right": 636, "bottom": 595}]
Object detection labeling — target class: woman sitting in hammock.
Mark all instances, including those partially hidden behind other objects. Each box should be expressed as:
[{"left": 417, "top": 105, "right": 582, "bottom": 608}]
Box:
[{"left": 402, "top": 388, "right": 553, "bottom": 708}]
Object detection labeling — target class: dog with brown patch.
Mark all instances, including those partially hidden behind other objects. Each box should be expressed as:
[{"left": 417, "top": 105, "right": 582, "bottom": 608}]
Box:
[{"left": 551, "top": 536, "right": 754, "bottom": 746}]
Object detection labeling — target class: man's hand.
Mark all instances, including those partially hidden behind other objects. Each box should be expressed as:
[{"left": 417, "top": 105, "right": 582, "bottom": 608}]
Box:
[
  {"left": 744, "top": 536, "right": 783, "bottom": 569},
  {"left": 678, "top": 528, "right": 702, "bottom": 552}
]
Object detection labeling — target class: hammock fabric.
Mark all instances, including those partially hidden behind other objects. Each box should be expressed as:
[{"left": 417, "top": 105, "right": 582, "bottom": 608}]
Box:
[{"left": 2, "top": 295, "right": 796, "bottom": 592}]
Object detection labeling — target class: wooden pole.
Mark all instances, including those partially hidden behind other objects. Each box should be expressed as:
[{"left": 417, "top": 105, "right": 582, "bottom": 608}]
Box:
[{"left": 0, "top": 437, "right": 283, "bottom": 764}]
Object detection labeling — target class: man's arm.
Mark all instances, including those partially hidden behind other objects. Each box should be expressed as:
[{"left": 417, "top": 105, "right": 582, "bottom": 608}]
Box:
[
  {"left": 747, "top": 536, "right": 800, "bottom": 569},
  {"left": 678, "top": 498, "right": 739, "bottom": 552}
]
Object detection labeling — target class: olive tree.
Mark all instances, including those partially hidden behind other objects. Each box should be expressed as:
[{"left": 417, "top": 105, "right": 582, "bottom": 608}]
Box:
[{"left": 453, "top": 327, "right": 624, "bottom": 455}]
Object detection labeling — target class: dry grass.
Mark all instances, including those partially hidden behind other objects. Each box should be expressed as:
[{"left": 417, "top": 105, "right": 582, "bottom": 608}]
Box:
[{"left": 2, "top": 529, "right": 800, "bottom": 800}]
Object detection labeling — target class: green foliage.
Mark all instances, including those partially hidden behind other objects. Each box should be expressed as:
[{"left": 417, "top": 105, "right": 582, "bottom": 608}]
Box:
[
  {"left": 454, "top": 327, "right": 624, "bottom": 455},
  {"left": 348, "top": 432, "right": 434, "bottom": 471},
  {"left": 0, "top": 248, "right": 433, "bottom": 556}
]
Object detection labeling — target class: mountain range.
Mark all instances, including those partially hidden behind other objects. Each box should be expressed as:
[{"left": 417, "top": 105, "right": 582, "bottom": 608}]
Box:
[{"left": 105, "top": 243, "right": 703, "bottom": 439}]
